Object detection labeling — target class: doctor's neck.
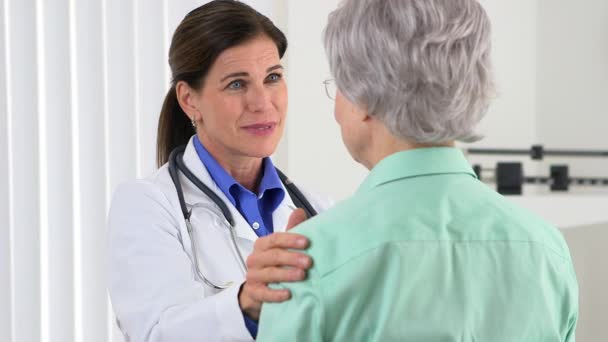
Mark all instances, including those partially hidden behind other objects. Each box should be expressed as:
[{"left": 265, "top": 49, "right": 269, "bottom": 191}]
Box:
[
  {"left": 224, "top": 159, "right": 263, "bottom": 193},
  {"left": 199, "top": 134, "right": 264, "bottom": 193}
]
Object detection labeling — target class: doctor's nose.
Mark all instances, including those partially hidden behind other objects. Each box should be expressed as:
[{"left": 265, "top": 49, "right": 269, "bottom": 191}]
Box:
[{"left": 245, "top": 84, "right": 272, "bottom": 113}]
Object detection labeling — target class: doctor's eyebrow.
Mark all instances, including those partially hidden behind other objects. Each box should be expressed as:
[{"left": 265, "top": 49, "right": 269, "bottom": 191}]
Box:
[{"left": 220, "top": 64, "right": 284, "bottom": 82}]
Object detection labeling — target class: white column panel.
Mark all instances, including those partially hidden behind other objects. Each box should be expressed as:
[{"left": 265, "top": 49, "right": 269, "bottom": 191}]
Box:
[
  {"left": 0, "top": 0, "right": 11, "bottom": 340},
  {"left": 135, "top": 0, "right": 167, "bottom": 174},
  {"left": 6, "top": 0, "right": 41, "bottom": 341},
  {"left": 105, "top": 0, "right": 137, "bottom": 193},
  {"left": 40, "top": 0, "right": 74, "bottom": 341},
  {"left": 72, "top": 0, "right": 108, "bottom": 341},
  {"left": 105, "top": 3, "right": 138, "bottom": 339}
]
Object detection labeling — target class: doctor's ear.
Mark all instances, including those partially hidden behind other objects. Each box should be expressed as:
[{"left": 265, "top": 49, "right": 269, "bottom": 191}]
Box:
[{"left": 176, "top": 81, "right": 202, "bottom": 122}]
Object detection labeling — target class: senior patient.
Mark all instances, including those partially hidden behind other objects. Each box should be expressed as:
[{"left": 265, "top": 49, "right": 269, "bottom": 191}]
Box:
[{"left": 257, "top": 0, "right": 578, "bottom": 341}]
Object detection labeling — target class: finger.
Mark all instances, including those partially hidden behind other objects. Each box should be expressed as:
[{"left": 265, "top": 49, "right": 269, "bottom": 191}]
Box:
[
  {"left": 286, "top": 208, "right": 308, "bottom": 231},
  {"left": 246, "top": 249, "right": 312, "bottom": 269},
  {"left": 246, "top": 283, "right": 292, "bottom": 303},
  {"left": 247, "top": 266, "right": 307, "bottom": 284},
  {"left": 253, "top": 232, "right": 309, "bottom": 251}
]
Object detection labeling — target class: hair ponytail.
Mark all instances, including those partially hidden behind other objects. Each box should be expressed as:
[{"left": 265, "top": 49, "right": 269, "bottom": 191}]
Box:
[{"left": 156, "top": 86, "right": 194, "bottom": 167}]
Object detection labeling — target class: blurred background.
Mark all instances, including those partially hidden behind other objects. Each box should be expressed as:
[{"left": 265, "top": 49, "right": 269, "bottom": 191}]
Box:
[{"left": 1, "top": 0, "right": 606, "bottom": 341}]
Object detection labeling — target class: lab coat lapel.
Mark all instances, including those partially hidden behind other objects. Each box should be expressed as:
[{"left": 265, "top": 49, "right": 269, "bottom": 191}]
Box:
[
  {"left": 272, "top": 185, "right": 297, "bottom": 233},
  {"left": 180, "top": 138, "right": 259, "bottom": 243}
]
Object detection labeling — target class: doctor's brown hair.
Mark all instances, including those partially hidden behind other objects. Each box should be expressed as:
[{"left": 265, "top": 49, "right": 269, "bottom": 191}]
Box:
[{"left": 156, "top": 0, "right": 287, "bottom": 167}]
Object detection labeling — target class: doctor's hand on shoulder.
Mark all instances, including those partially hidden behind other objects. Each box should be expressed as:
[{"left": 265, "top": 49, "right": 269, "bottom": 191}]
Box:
[{"left": 239, "top": 209, "right": 310, "bottom": 321}]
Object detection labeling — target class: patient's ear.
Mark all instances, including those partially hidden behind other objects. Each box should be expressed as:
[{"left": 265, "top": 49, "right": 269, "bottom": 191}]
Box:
[{"left": 349, "top": 101, "right": 369, "bottom": 122}]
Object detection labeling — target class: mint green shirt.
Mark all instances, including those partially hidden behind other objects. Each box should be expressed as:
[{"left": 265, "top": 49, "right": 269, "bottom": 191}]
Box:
[{"left": 258, "top": 148, "right": 578, "bottom": 342}]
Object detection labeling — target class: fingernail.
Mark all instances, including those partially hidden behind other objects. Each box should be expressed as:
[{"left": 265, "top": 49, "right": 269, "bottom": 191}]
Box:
[
  {"left": 296, "top": 238, "right": 307, "bottom": 248},
  {"left": 292, "top": 269, "right": 305, "bottom": 279},
  {"left": 299, "top": 257, "right": 310, "bottom": 268}
]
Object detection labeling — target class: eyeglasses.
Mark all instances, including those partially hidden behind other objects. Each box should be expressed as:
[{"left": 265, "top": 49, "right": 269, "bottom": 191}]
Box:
[{"left": 323, "top": 79, "right": 336, "bottom": 100}]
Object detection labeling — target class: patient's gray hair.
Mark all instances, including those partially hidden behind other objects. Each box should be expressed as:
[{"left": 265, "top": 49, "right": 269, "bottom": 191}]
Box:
[{"left": 324, "top": 0, "right": 494, "bottom": 143}]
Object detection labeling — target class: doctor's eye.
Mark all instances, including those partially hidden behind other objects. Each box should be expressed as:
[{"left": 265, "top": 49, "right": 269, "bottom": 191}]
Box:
[
  {"left": 226, "top": 79, "right": 246, "bottom": 90},
  {"left": 265, "top": 73, "right": 283, "bottom": 83}
]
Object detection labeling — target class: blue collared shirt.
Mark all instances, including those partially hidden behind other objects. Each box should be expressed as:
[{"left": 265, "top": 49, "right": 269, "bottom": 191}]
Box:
[{"left": 193, "top": 136, "right": 285, "bottom": 337}]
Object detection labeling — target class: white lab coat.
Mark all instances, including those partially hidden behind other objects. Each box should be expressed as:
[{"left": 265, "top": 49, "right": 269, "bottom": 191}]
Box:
[{"left": 108, "top": 138, "right": 333, "bottom": 342}]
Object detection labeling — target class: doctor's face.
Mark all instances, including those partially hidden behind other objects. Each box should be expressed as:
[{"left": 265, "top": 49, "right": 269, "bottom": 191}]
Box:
[{"left": 192, "top": 35, "right": 287, "bottom": 161}]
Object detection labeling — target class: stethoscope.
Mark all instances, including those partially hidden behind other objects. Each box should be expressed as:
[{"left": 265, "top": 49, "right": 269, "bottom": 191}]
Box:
[{"left": 168, "top": 145, "right": 317, "bottom": 290}]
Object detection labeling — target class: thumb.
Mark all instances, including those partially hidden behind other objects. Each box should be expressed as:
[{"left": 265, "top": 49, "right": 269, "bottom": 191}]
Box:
[{"left": 286, "top": 208, "right": 308, "bottom": 231}]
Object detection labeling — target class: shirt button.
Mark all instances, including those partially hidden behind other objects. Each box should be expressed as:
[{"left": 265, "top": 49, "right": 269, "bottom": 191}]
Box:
[{"left": 252, "top": 222, "right": 260, "bottom": 230}]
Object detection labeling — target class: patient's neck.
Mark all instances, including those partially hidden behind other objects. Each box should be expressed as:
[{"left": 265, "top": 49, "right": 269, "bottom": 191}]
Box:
[{"left": 363, "top": 124, "right": 454, "bottom": 170}]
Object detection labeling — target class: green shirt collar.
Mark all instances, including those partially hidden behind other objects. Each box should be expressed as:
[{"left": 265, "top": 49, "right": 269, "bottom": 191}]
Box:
[{"left": 357, "top": 147, "right": 477, "bottom": 194}]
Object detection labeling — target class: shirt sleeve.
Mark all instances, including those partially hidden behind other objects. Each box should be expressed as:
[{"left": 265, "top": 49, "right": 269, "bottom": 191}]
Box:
[
  {"left": 256, "top": 279, "right": 324, "bottom": 342},
  {"left": 242, "top": 312, "right": 258, "bottom": 338}
]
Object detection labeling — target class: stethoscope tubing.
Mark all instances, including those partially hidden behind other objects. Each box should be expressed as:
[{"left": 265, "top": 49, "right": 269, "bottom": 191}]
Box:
[{"left": 167, "top": 145, "right": 317, "bottom": 290}]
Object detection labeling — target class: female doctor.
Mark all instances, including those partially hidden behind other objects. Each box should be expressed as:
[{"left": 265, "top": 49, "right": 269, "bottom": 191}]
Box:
[{"left": 107, "top": 1, "right": 331, "bottom": 341}]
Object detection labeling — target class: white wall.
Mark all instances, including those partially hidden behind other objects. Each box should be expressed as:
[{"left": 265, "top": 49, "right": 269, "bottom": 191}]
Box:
[
  {"left": 475, "top": 0, "right": 538, "bottom": 148},
  {"left": 279, "top": 0, "right": 369, "bottom": 201},
  {"left": 536, "top": 0, "right": 608, "bottom": 183}
]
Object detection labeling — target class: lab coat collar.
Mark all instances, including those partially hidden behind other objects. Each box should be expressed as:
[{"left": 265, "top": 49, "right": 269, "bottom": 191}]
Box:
[{"left": 357, "top": 147, "right": 477, "bottom": 194}]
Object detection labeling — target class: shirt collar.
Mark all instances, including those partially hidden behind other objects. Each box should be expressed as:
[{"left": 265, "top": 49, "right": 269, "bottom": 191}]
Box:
[
  {"left": 193, "top": 135, "right": 284, "bottom": 206},
  {"left": 258, "top": 157, "right": 285, "bottom": 199},
  {"left": 357, "top": 147, "right": 477, "bottom": 194}
]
